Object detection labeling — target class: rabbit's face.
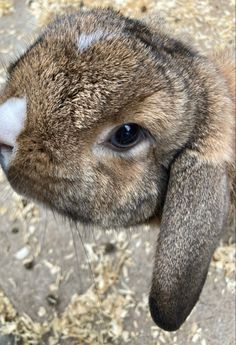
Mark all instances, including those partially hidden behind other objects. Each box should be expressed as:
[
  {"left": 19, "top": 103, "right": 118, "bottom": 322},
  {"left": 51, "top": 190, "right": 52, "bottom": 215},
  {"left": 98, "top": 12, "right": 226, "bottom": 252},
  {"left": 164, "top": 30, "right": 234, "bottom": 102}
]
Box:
[
  {"left": 1, "top": 9, "right": 234, "bottom": 332},
  {"left": 0, "top": 11, "right": 192, "bottom": 227}
]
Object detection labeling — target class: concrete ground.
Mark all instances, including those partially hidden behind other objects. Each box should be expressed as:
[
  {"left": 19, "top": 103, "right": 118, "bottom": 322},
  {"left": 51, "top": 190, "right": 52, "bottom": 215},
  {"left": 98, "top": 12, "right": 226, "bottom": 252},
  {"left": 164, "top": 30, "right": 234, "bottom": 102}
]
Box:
[{"left": 0, "top": 1, "right": 235, "bottom": 345}]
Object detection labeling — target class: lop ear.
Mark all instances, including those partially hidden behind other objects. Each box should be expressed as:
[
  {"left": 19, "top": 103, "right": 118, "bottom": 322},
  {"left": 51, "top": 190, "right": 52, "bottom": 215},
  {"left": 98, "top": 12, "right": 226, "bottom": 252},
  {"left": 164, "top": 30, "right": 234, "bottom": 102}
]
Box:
[{"left": 149, "top": 150, "right": 230, "bottom": 331}]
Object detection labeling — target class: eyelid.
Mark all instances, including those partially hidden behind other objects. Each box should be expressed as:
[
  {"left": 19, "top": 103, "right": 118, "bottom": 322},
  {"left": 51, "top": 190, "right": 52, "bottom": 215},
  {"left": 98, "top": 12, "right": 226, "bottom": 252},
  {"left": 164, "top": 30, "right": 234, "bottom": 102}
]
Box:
[
  {"left": 100, "top": 140, "right": 139, "bottom": 152},
  {"left": 93, "top": 137, "right": 151, "bottom": 158},
  {"left": 98, "top": 123, "right": 146, "bottom": 141}
]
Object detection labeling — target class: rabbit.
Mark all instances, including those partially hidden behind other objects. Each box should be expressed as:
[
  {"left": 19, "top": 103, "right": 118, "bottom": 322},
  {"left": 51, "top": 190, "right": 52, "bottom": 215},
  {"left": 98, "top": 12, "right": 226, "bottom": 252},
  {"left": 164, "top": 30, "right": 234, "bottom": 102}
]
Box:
[{"left": 0, "top": 8, "right": 235, "bottom": 332}]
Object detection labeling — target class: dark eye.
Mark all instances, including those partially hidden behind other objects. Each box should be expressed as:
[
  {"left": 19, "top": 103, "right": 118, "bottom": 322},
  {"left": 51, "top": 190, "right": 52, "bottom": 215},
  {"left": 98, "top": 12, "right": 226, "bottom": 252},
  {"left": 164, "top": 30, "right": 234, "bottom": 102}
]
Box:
[{"left": 109, "top": 123, "right": 144, "bottom": 150}]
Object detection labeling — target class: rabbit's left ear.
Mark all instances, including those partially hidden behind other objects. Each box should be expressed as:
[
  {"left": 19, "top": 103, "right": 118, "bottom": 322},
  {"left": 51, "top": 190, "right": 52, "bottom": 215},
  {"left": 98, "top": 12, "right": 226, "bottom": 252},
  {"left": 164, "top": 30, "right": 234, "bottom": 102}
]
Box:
[{"left": 149, "top": 149, "right": 230, "bottom": 331}]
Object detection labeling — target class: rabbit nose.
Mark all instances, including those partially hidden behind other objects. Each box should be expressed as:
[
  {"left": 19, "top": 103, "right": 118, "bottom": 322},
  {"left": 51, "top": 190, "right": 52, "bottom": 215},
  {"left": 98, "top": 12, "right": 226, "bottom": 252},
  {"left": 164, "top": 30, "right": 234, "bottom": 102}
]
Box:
[
  {"left": 0, "top": 97, "right": 27, "bottom": 169},
  {"left": 0, "top": 144, "right": 14, "bottom": 170}
]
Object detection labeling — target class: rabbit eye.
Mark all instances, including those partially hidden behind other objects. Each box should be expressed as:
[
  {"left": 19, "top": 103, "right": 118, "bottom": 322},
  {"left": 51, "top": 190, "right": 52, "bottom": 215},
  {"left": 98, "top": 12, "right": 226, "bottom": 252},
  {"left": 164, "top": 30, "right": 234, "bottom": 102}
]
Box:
[{"left": 108, "top": 123, "right": 144, "bottom": 150}]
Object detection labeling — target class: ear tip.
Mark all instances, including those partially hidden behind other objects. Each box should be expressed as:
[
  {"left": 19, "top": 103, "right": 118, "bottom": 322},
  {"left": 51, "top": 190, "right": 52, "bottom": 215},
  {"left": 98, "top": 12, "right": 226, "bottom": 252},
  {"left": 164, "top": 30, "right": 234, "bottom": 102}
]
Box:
[{"left": 149, "top": 296, "right": 184, "bottom": 332}]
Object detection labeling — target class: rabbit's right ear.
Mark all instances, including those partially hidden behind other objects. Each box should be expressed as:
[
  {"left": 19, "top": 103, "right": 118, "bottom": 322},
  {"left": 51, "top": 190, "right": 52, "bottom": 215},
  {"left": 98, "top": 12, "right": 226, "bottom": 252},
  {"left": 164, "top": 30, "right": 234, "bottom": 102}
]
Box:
[{"left": 149, "top": 149, "right": 230, "bottom": 331}]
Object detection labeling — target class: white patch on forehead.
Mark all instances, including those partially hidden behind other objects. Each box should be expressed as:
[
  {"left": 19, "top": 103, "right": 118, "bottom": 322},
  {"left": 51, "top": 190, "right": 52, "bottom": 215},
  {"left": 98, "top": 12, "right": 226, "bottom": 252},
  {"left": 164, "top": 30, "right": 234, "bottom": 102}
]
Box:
[
  {"left": 0, "top": 97, "right": 27, "bottom": 147},
  {"left": 77, "top": 30, "right": 115, "bottom": 52}
]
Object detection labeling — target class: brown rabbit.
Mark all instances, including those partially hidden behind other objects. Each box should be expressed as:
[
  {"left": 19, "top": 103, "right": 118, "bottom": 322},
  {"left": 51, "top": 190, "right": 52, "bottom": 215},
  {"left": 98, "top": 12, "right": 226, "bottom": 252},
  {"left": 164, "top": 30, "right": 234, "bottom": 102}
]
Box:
[{"left": 0, "top": 9, "right": 235, "bottom": 331}]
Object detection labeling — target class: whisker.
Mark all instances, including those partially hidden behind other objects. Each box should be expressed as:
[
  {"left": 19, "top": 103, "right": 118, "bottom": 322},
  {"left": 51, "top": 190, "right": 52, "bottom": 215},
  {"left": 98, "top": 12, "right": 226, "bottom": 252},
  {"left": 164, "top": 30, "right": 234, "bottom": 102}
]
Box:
[
  {"left": 72, "top": 222, "right": 106, "bottom": 344},
  {"left": 70, "top": 222, "right": 84, "bottom": 293},
  {"left": 0, "top": 184, "right": 13, "bottom": 201},
  {"left": 38, "top": 207, "right": 48, "bottom": 256},
  {"left": 76, "top": 223, "right": 97, "bottom": 289}
]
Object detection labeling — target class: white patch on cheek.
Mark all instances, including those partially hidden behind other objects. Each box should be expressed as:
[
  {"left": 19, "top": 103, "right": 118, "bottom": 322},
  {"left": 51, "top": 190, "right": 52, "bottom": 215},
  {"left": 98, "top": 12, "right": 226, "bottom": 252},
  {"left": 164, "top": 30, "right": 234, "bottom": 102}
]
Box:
[
  {"left": 77, "top": 30, "right": 115, "bottom": 52},
  {"left": 0, "top": 97, "right": 27, "bottom": 147}
]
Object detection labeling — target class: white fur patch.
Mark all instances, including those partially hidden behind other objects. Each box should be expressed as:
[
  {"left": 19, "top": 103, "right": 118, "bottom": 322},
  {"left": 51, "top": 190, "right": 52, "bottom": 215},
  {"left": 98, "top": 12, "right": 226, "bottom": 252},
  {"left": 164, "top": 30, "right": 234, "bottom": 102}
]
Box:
[
  {"left": 77, "top": 30, "right": 114, "bottom": 52},
  {"left": 0, "top": 97, "right": 27, "bottom": 147}
]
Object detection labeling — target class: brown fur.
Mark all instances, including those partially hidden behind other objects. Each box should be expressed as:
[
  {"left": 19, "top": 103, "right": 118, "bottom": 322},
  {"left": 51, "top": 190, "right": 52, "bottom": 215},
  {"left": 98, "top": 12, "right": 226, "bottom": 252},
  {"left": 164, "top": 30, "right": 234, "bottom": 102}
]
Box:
[{"left": 0, "top": 9, "right": 235, "bottom": 331}]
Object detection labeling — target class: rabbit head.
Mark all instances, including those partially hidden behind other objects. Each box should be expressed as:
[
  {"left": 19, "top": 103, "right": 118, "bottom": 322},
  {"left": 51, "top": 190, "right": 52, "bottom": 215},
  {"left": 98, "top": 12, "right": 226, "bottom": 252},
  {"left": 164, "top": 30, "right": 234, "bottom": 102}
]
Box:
[{"left": 0, "top": 9, "right": 235, "bottom": 331}]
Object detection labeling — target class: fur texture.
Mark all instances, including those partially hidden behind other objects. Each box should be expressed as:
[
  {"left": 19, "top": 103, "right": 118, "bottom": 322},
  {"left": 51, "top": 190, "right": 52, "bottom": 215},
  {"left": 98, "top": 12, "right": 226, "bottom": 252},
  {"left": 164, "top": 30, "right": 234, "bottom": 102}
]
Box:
[{"left": 0, "top": 9, "right": 235, "bottom": 331}]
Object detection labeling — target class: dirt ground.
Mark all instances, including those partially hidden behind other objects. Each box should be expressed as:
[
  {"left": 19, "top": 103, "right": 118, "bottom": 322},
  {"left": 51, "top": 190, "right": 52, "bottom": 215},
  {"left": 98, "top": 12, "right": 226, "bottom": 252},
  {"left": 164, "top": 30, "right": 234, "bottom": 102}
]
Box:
[{"left": 0, "top": 1, "right": 235, "bottom": 345}]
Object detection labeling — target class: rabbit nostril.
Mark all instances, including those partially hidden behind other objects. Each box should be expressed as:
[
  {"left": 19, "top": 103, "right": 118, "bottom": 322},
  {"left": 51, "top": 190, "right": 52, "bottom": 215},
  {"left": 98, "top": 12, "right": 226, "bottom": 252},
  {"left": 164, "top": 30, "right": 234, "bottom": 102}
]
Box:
[
  {"left": 0, "top": 143, "right": 14, "bottom": 152},
  {"left": 0, "top": 144, "right": 14, "bottom": 170}
]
